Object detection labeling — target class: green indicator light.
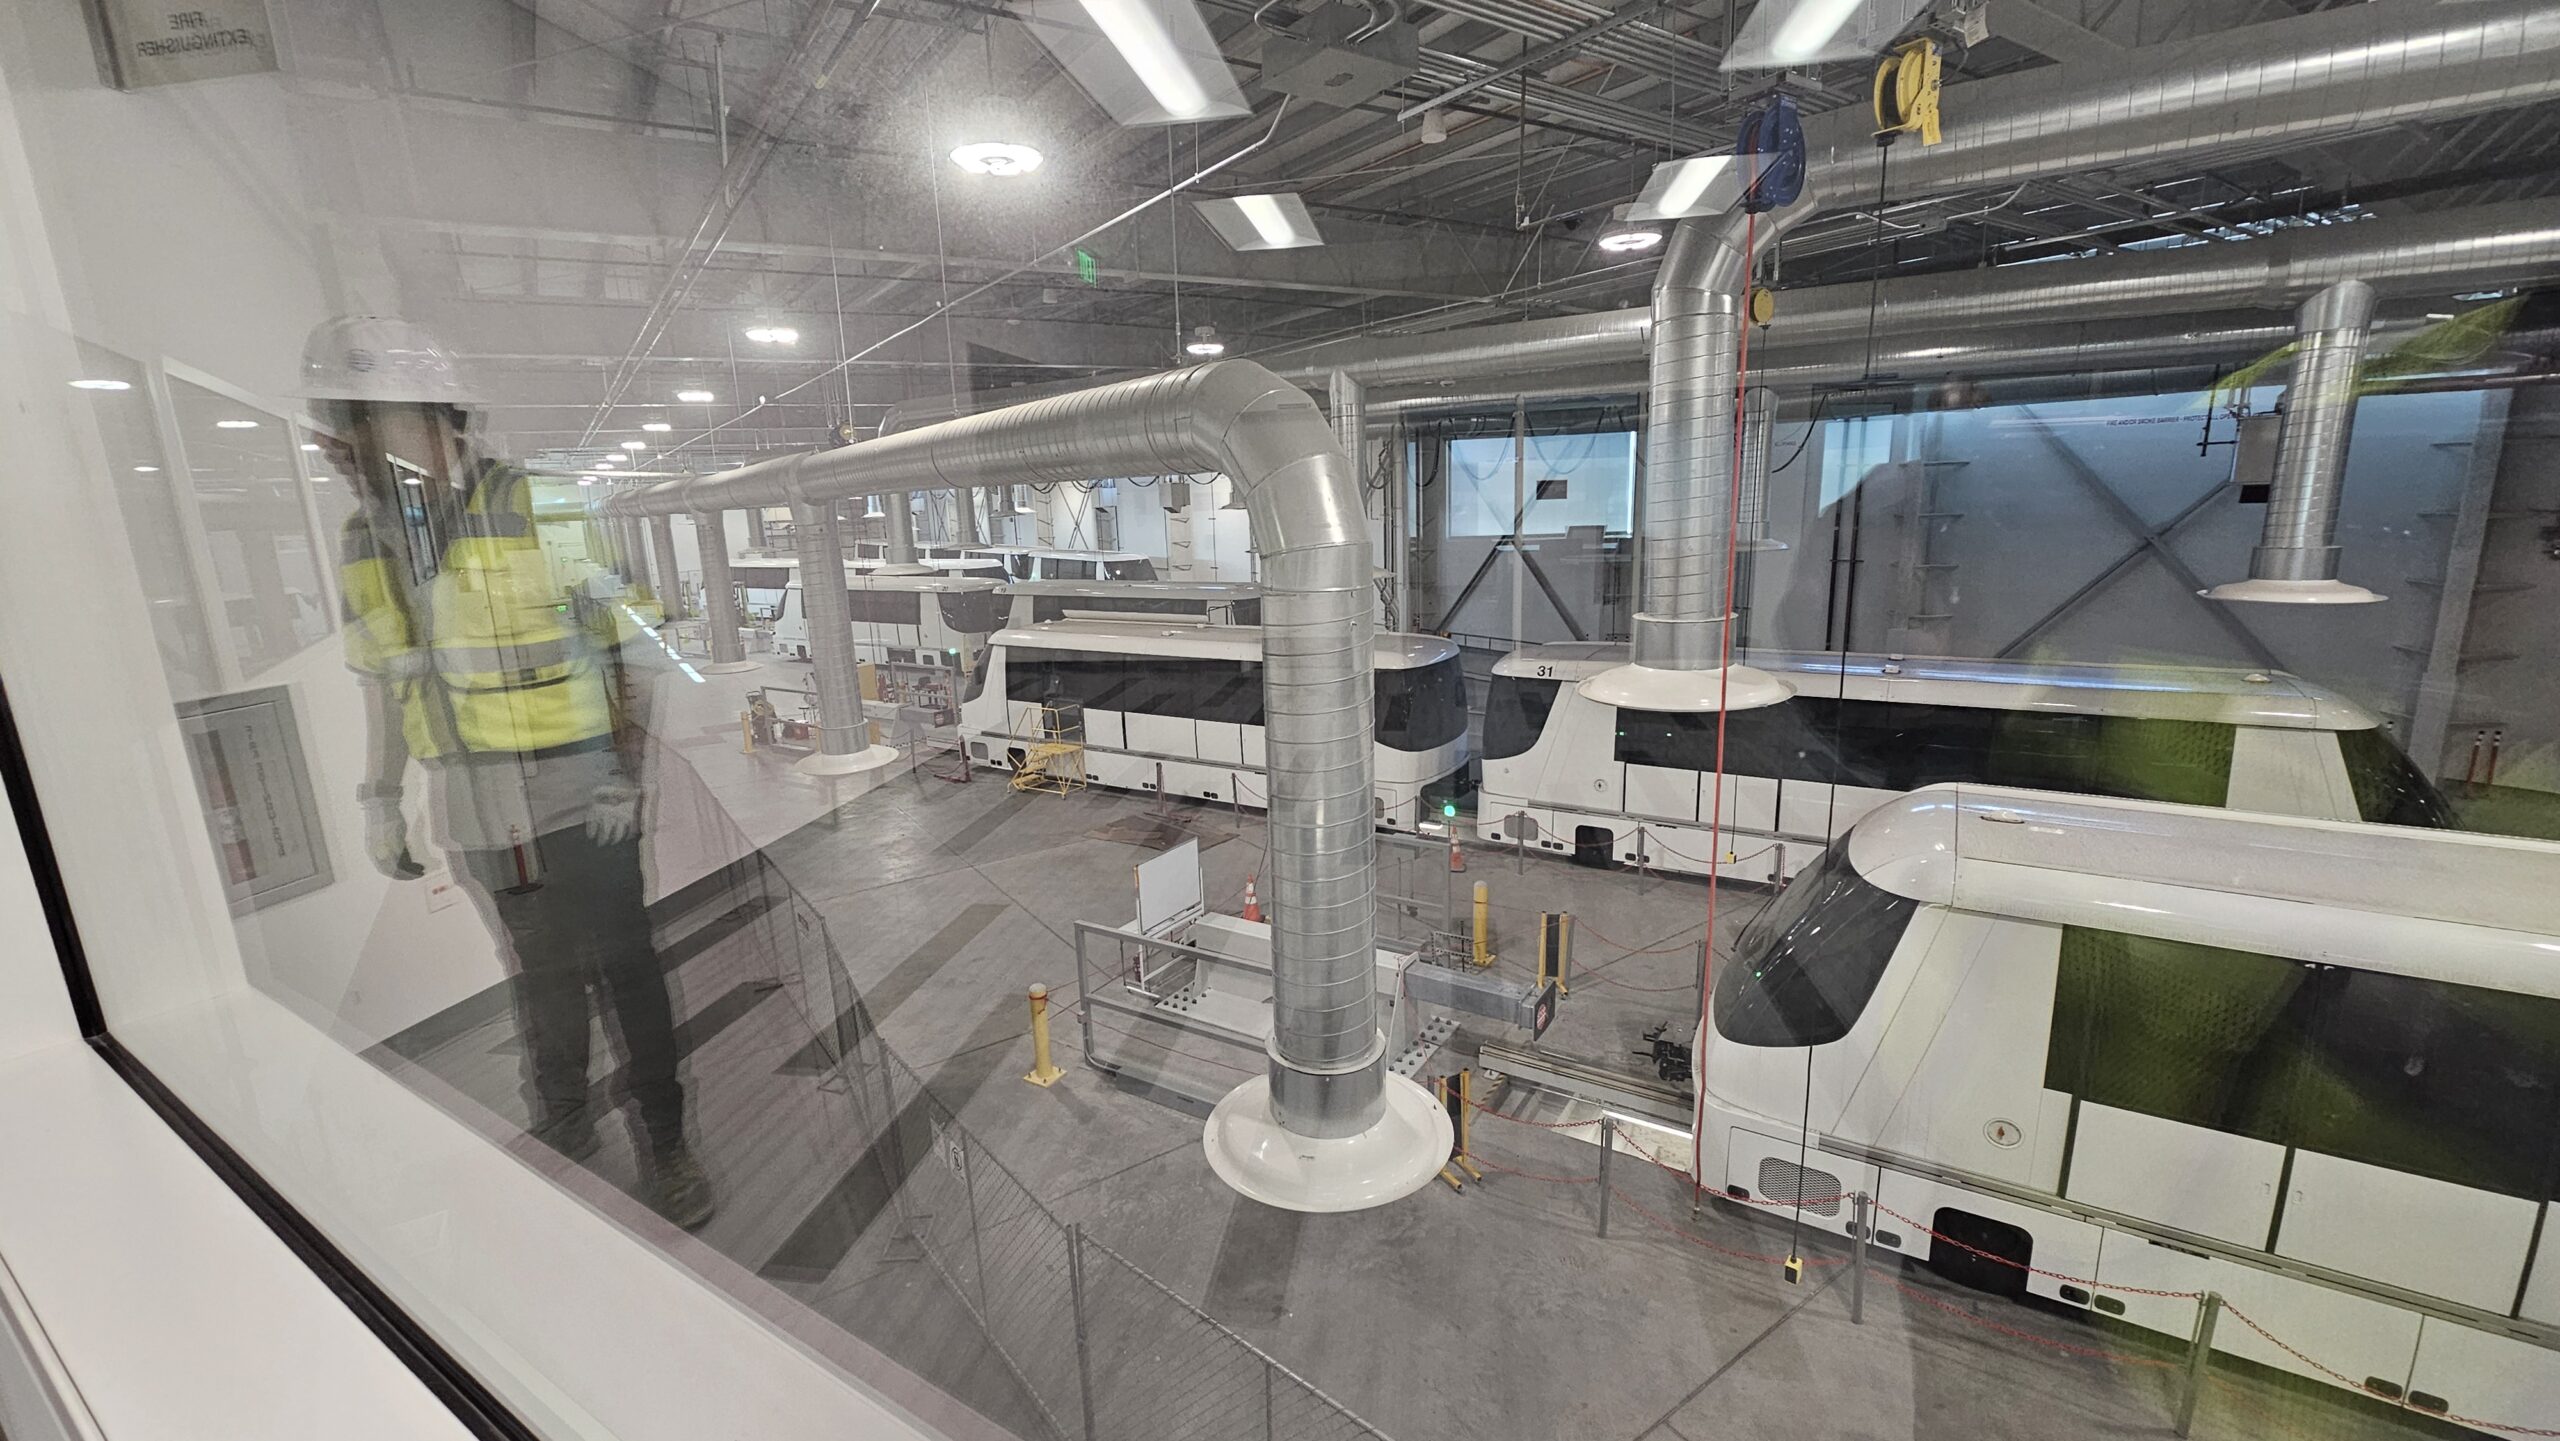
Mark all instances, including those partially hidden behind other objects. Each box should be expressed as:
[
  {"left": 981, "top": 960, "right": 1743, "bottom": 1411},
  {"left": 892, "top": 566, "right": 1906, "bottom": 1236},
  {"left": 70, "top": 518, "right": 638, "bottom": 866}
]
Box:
[{"left": 1442, "top": 802, "right": 1458, "bottom": 818}]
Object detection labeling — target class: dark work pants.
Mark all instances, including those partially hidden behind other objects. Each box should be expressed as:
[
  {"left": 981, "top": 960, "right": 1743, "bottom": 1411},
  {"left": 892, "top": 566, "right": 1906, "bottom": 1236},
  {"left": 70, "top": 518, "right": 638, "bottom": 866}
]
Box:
[{"left": 453, "top": 829, "right": 686, "bottom": 1146}]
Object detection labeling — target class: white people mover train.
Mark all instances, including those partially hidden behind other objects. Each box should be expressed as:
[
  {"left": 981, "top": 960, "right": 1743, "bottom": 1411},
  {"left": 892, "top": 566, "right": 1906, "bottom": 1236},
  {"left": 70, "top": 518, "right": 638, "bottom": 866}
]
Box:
[
  {"left": 1699, "top": 785, "right": 2560, "bottom": 1421},
  {"left": 956, "top": 618, "right": 1471, "bottom": 833},
  {"left": 1480, "top": 643, "right": 2450, "bottom": 880}
]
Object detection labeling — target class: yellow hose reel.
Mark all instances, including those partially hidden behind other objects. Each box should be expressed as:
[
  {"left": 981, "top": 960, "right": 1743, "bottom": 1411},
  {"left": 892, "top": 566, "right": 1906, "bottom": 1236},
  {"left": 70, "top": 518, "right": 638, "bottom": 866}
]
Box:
[{"left": 1873, "top": 38, "right": 1943, "bottom": 147}]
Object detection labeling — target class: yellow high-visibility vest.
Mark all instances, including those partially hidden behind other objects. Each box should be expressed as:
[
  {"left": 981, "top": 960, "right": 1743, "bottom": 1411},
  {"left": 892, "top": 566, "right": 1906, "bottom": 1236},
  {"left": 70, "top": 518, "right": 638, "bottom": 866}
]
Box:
[{"left": 341, "top": 466, "right": 615, "bottom": 760}]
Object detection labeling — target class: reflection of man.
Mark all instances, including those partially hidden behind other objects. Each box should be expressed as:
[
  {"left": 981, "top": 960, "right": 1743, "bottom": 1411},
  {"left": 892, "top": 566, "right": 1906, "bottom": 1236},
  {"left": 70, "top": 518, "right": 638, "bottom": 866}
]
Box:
[{"left": 306, "top": 316, "right": 713, "bottom": 1228}]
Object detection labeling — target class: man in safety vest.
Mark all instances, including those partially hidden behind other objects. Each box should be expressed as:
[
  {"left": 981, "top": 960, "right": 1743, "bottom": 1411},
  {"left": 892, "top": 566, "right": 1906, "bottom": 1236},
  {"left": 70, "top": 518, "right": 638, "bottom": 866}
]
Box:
[{"left": 307, "top": 316, "right": 713, "bottom": 1229}]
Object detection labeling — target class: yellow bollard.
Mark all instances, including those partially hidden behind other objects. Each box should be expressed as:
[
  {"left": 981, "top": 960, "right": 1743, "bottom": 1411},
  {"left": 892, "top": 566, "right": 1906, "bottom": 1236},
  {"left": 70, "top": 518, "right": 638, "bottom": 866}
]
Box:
[
  {"left": 1472, "top": 881, "right": 1492, "bottom": 968},
  {"left": 740, "top": 710, "right": 754, "bottom": 755},
  {"left": 1022, "top": 983, "right": 1065, "bottom": 1087}
]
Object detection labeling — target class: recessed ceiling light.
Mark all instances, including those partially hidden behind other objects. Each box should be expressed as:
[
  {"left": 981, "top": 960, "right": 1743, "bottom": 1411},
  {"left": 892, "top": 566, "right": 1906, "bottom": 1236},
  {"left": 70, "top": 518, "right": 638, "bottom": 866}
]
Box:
[
  {"left": 1595, "top": 202, "right": 1664, "bottom": 253},
  {"left": 641, "top": 421, "right": 672, "bottom": 432},
  {"left": 950, "top": 141, "right": 1043, "bottom": 177},
  {"left": 215, "top": 419, "right": 260, "bottom": 429},
  {"left": 69, "top": 378, "right": 132, "bottom": 391},
  {"left": 743, "top": 325, "right": 800, "bottom": 345},
  {"left": 676, "top": 389, "right": 715, "bottom": 403},
  {"left": 621, "top": 439, "right": 648, "bottom": 451},
  {"left": 300, "top": 442, "right": 321, "bottom": 451},
  {"left": 1196, "top": 192, "right": 1326, "bottom": 251},
  {"left": 133, "top": 464, "right": 160, "bottom": 473}
]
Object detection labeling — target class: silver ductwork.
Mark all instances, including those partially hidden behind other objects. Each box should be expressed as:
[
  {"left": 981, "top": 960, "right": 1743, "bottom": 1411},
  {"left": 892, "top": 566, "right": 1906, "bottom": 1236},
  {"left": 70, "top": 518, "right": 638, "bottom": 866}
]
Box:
[
  {"left": 1628, "top": 197, "right": 1815, "bottom": 700},
  {"left": 1736, "top": 385, "right": 1780, "bottom": 553},
  {"left": 878, "top": 489, "right": 927, "bottom": 572},
  {"left": 603, "top": 362, "right": 1453, "bottom": 1206},
  {"left": 953, "top": 486, "right": 981, "bottom": 545},
  {"left": 2205, "top": 280, "right": 2388, "bottom": 605},
  {"left": 1274, "top": 198, "right": 2560, "bottom": 388},
  {"left": 790, "top": 497, "right": 880, "bottom": 763},
  {"left": 649, "top": 515, "right": 686, "bottom": 620},
  {"left": 690, "top": 506, "right": 757, "bottom": 672}
]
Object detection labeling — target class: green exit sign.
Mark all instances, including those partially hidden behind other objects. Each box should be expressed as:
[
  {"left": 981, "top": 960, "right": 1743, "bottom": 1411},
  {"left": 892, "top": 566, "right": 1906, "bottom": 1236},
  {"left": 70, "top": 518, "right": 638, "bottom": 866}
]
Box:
[{"left": 1074, "top": 248, "right": 1099, "bottom": 285}]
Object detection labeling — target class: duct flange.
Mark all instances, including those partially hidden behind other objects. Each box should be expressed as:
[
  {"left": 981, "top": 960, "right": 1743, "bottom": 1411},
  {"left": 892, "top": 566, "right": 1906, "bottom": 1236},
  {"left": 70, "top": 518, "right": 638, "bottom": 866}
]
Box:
[
  {"left": 2199, "top": 577, "right": 2384, "bottom": 605},
  {"left": 1204, "top": 1071, "right": 1451, "bottom": 1214},
  {"left": 1579, "top": 659, "right": 1793, "bottom": 713}
]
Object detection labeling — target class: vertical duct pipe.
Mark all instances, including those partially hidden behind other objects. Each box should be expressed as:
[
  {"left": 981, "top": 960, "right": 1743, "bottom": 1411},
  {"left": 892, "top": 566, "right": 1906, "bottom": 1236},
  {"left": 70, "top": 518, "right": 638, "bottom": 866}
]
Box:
[
  {"left": 1736, "top": 385, "right": 1784, "bottom": 554},
  {"left": 953, "top": 485, "right": 981, "bottom": 545},
  {"left": 621, "top": 515, "right": 651, "bottom": 593},
  {"left": 602, "top": 362, "right": 1452, "bottom": 1210},
  {"left": 691, "top": 506, "right": 757, "bottom": 673},
  {"left": 2204, "top": 279, "right": 2386, "bottom": 605},
  {"left": 790, "top": 492, "right": 898, "bottom": 775},
  {"left": 1329, "top": 370, "right": 1378, "bottom": 624},
  {"left": 1610, "top": 198, "right": 1815, "bottom": 710},
  {"left": 879, "top": 489, "right": 928, "bottom": 572},
  {"left": 649, "top": 515, "right": 687, "bottom": 620}
]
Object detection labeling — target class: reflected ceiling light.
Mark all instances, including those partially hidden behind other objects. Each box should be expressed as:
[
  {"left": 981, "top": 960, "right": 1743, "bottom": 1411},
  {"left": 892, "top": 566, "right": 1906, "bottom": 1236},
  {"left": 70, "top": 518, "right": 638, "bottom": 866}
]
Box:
[
  {"left": 400, "top": 475, "right": 422, "bottom": 486},
  {"left": 1723, "top": 0, "right": 1929, "bottom": 70},
  {"left": 641, "top": 420, "right": 673, "bottom": 432},
  {"left": 676, "top": 388, "right": 715, "bottom": 403},
  {"left": 133, "top": 465, "right": 159, "bottom": 473},
  {"left": 1023, "top": 0, "right": 1249, "bottom": 128},
  {"left": 1183, "top": 325, "right": 1227, "bottom": 358},
  {"left": 1595, "top": 203, "right": 1664, "bottom": 253},
  {"left": 300, "top": 442, "right": 322, "bottom": 451},
  {"left": 620, "top": 439, "right": 648, "bottom": 451},
  {"left": 1419, "top": 110, "right": 1449, "bottom": 145},
  {"left": 743, "top": 325, "right": 799, "bottom": 345},
  {"left": 950, "top": 140, "right": 1043, "bottom": 176},
  {"left": 68, "top": 378, "right": 131, "bottom": 391},
  {"left": 1195, "top": 191, "right": 1325, "bottom": 251},
  {"left": 215, "top": 418, "right": 260, "bottom": 429},
  {"left": 578, "top": 477, "right": 597, "bottom": 486},
  {"left": 1628, "top": 153, "right": 1749, "bottom": 221}
]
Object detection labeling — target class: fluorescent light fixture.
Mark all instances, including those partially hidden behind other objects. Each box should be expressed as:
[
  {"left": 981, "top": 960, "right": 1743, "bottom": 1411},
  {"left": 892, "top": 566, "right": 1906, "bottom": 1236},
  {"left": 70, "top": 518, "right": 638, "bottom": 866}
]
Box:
[
  {"left": 1723, "top": 0, "right": 1929, "bottom": 70},
  {"left": 215, "top": 418, "right": 260, "bottom": 429},
  {"left": 578, "top": 477, "right": 597, "bottom": 485},
  {"left": 300, "top": 442, "right": 321, "bottom": 451},
  {"left": 1194, "top": 192, "right": 1326, "bottom": 251},
  {"left": 133, "top": 465, "right": 160, "bottom": 473},
  {"left": 676, "top": 388, "right": 715, "bottom": 403},
  {"left": 641, "top": 420, "right": 673, "bottom": 432},
  {"left": 1023, "top": 0, "right": 1250, "bottom": 128},
  {"left": 620, "top": 439, "right": 648, "bottom": 451},
  {"left": 949, "top": 141, "right": 1043, "bottom": 176},
  {"left": 743, "top": 325, "right": 800, "bottom": 345},
  {"left": 1628, "top": 153, "right": 1758, "bottom": 222},
  {"left": 69, "top": 378, "right": 132, "bottom": 391}
]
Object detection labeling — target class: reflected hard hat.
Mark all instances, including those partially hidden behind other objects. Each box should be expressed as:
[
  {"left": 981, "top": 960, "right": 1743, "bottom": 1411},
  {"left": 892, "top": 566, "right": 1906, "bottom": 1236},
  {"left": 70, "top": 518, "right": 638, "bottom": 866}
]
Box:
[{"left": 299, "top": 315, "right": 477, "bottom": 404}]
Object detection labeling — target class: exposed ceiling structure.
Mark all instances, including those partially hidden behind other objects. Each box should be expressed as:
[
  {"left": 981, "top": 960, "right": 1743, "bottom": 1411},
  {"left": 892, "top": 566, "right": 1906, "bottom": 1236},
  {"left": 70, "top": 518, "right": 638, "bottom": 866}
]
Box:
[{"left": 353, "top": 0, "right": 2560, "bottom": 475}]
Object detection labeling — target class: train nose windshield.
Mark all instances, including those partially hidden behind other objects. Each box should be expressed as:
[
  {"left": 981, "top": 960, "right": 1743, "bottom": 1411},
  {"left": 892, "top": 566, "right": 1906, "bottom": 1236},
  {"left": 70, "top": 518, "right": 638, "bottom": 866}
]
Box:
[{"left": 1713, "top": 840, "right": 1919, "bottom": 1048}]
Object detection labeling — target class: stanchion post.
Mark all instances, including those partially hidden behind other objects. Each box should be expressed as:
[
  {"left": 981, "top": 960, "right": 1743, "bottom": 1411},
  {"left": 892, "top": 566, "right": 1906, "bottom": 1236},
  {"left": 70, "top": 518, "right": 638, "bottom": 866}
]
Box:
[
  {"left": 1850, "top": 1192, "right": 1870, "bottom": 1325},
  {"left": 1067, "top": 1223, "right": 1099, "bottom": 1441},
  {"left": 1471, "top": 881, "right": 1492, "bottom": 968},
  {"left": 1597, "top": 1116, "right": 1614, "bottom": 1237},
  {"left": 2175, "top": 1291, "right": 2222, "bottom": 1437},
  {"left": 1023, "top": 983, "right": 1065, "bottom": 1086}
]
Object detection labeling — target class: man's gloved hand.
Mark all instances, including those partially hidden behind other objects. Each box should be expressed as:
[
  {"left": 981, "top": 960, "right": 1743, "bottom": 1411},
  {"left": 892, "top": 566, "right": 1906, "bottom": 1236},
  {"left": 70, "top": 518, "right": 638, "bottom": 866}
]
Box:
[
  {"left": 361, "top": 793, "right": 425, "bottom": 880},
  {"left": 585, "top": 781, "right": 641, "bottom": 846}
]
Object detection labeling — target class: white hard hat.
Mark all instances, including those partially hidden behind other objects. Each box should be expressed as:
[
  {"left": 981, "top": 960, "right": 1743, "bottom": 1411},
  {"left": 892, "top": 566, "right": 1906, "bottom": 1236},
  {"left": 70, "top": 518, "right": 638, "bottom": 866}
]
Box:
[{"left": 298, "top": 315, "right": 477, "bottom": 404}]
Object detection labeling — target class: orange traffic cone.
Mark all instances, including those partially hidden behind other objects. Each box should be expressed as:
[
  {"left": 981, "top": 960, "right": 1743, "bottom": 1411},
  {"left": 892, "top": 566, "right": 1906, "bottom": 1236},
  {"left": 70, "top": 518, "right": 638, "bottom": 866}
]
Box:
[
  {"left": 1242, "top": 874, "right": 1263, "bottom": 922},
  {"left": 1449, "top": 837, "right": 1467, "bottom": 873}
]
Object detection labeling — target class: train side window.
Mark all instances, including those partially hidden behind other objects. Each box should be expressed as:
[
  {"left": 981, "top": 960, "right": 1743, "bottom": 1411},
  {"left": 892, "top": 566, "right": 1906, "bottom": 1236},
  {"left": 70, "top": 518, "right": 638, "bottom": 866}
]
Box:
[
  {"left": 1192, "top": 659, "right": 1263, "bottom": 725},
  {"left": 938, "top": 590, "right": 1010, "bottom": 633},
  {"left": 2286, "top": 969, "right": 2560, "bottom": 1197},
  {"left": 1484, "top": 676, "right": 1561, "bottom": 760},
  {"left": 1103, "top": 559, "right": 1157, "bottom": 580},
  {"left": 1713, "top": 839, "right": 1918, "bottom": 1047},
  {"left": 2044, "top": 927, "right": 2308, "bottom": 1142},
  {"left": 843, "top": 589, "right": 923, "bottom": 627},
  {"left": 1047, "top": 559, "right": 1098, "bottom": 580},
  {"left": 1980, "top": 714, "right": 2235, "bottom": 806},
  {"left": 2335, "top": 726, "right": 2455, "bottom": 829}
]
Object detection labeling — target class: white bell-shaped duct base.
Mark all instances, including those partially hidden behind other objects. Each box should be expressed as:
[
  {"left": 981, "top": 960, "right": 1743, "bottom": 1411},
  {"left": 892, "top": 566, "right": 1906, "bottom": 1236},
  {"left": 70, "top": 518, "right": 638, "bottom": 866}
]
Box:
[
  {"left": 795, "top": 743, "right": 902, "bottom": 777},
  {"left": 2199, "top": 578, "right": 2384, "bottom": 605},
  {"left": 1203, "top": 1073, "right": 1452, "bottom": 1214},
  {"left": 1578, "top": 661, "right": 1794, "bottom": 713}
]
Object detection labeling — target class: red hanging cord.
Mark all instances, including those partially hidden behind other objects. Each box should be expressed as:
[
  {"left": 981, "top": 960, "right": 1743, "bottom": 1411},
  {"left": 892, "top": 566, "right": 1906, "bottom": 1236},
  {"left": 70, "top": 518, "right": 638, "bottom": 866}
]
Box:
[{"left": 1692, "top": 204, "right": 1761, "bottom": 1197}]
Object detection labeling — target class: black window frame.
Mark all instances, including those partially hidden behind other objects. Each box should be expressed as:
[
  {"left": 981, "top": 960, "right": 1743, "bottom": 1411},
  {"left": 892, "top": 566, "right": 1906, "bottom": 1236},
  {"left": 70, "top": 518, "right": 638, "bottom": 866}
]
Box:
[
  {"left": 1712, "top": 839, "right": 1919, "bottom": 1048},
  {"left": 1483, "top": 674, "right": 1562, "bottom": 761}
]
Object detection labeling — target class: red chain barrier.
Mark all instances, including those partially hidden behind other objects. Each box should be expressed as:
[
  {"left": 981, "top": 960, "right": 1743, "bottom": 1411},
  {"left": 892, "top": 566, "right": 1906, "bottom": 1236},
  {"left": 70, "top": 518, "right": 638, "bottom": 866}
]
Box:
[
  {"left": 1609, "top": 1187, "right": 1849, "bottom": 1269},
  {"left": 1870, "top": 1201, "right": 2204, "bottom": 1300},
  {"left": 1469, "top": 1155, "right": 1599, "bottom": 1187},
  {"left": 1882, "top": 1273, "right": 2175, "bottom": 1369}
]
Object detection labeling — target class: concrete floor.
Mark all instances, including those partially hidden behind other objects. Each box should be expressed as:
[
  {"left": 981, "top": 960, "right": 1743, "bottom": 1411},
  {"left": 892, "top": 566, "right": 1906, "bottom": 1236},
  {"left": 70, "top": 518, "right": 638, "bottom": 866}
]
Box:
[{"left": 375, "top": 654, "right": 2493, "bottom": 1441}]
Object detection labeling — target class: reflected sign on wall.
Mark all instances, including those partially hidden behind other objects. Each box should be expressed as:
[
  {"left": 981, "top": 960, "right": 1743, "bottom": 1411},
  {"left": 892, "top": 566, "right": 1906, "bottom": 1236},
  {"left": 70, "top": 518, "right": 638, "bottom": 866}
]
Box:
[
  {"left": 83, "top": 0, "right": 278, "bottom": 90},
  {"left": 176, "top": 685, "right": 332, "bottom": 913}
]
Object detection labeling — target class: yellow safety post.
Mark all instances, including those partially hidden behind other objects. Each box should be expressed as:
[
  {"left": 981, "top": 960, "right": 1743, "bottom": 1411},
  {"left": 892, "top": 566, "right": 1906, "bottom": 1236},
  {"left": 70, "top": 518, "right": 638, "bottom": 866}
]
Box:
[
  {"left": 1471, "top": 881, "right": 1492, "bottom": 968},
  {"left": 1446, "top": 1070, "right": 1483, "bottom": 1186},
  {"left": 740, "top": 710, "right": 754, "bottom": 755},
  {"left": 1023, "top": 983, "right": 1066, "bottom": 1087},
  {"left": 1537, "top": 911, "right": 1573, "bottom": 996}
]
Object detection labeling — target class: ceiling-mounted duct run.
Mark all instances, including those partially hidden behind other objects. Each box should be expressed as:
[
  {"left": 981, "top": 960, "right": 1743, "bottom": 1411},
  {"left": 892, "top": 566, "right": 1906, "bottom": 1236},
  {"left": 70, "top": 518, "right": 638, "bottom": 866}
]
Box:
[
  {"left": 2204, "top": 280, "right": 2386, "bottom": 606},
  {"left": 598, "top": 362, "right": 1451, "bottom": 1212}
]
